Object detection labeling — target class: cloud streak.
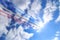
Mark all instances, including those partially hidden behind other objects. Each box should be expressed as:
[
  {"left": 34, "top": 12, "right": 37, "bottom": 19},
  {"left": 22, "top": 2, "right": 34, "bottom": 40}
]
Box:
[
  {"left": 55, "top": 15, "right": 60, "bottom": 23},
  {"left": 6, "top": 26, "right": 33, "bottom": 40},
  {"left": 31, "top": 0, "right": 57, "bottom": 32},
  {"left": 0, "top": 0, "right": 59, "bottom": 40}
]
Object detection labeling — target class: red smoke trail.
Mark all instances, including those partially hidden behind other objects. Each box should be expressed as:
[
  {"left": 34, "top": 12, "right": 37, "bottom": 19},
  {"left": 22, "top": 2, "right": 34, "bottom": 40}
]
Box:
[{"left": 0, "top": 9, "right": 38, "bottom": 28}]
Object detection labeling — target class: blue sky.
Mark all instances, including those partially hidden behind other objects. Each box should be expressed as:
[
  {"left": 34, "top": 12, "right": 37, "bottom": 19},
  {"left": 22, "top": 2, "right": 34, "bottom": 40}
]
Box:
[
  {"left": 25, "top": 0, "right": 60, "bottom": 40},
  {"left": 0, "top": 0, "right": 60, "bottom": 40}
]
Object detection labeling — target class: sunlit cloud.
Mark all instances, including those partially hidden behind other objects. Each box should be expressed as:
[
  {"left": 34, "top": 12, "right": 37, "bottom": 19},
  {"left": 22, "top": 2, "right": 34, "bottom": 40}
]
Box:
[
  {"left": 43, "top": 0, "right": 57, "bottom": 24},
  {"left": 32, "top": 0, "right": 57, "bottom": 32},
  {"left": 0, "top": 0, "right": 59, "bottom": 40},
  {"left": 55, "top": 15, "right": 60, "bottom": 23}
]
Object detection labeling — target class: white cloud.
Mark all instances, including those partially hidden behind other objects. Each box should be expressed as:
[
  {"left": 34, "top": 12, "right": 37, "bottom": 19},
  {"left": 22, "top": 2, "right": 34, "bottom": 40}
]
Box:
[
  {"left": 0, "top": 26, "right": 8, "bottom": 37},
  {"left": 55, "top": 2, "right": 60, "bottom": 23},
  {"left": 0, "top": 13, "right": 8, "bottom": 37},
  {"left": 0, "top": 5, "right": 3, "bottom": 10},
  {"left": 0, "top": 1, "right": 34, "bottom": 39},
  {"left": 6, "top": 26, "right": 34, "bottom": 40},
  {"left": 30, "top": 0, "right": 58, "bottom": 32},
  {"left": 0, "top": 4, "right": 9, "bottom": 37},
  {"left": 43, "top": 1, "right": 57, "bottom": 24},
  {"left": 52, "top": 37, "right": 59, "bottom": 40},
  {"left": 43, "top": 12, "right": 53, "bottom": 24},
  {"left": 55, "top": 31, "right": 60, "bottom": 37},
  {"left": 24, "top": 0, "right": 41, "bottom": 20},
  {"left": 28, "top": 10, "right": 37, "bottom": 19},
  {"left": 6, "top": 29, "right": 16, "bottom": 40},
  {"left": 55, "top": 15, "right": 60, "bottom": 23},
  {"left": 0, "top": 12, "right": 9, "bottom": 26},
  {"left": 0, "top": 0, "right": 59, "bottom": 40},
  {"left": 52, "top": 31, "right": 60, "bottom": 40},
  {"left": 17, "top": 26, "right": 34, "bottom": 40},
  {"left": 20, "top": 31, "right": 33, "bottom": 40},
  {"left": 59, "top": 0, "right": 60, "bottom": 2},
  {"left": 56, "top": 31, "right": 60, "bottom": 34},
  {"left": 30, "top": 0, "right": 41, "bottom": 13},
  {"left": 32, "top": 21, "right": 44, "bottom": 32},
  {"left": 12, "top": 0, "right": 30, "bottom": 11}
]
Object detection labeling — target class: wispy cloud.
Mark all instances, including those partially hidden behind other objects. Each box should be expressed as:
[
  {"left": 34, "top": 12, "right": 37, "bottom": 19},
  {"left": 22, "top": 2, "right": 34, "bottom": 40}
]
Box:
[
  {"left": 0, "top": 13, "right": 8, "bottom": 37},
  {"left": 0, "top": 0, "right": 58, "bottom": 40},
  {"left": 6, "top": 26, "right": 33, "bottom": 40},
  {"left": 55, "top": 15, "right": 60, "bottom": 23},
  {"left": 52, "top": 37, "right": 59, "bottom": 40},
  {"left": 43, "top": 0, "right": 57, "bottom": 24},
  {"left": 30, "top": 0, "right": 41, "bottom": 13},
  {"left": 12, "top": 0, "right": 30, "bottom": 11},
  {"left": 31, "top": 0, "right": 57, "bottom": 32},
  {"left": 52, "top": 31, "right": 60, "bottom": 40}
]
